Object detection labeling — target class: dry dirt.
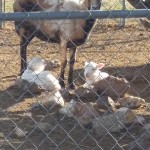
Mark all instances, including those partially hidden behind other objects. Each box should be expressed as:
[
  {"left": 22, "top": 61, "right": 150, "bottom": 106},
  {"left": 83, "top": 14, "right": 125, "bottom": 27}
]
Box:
[{"left": 0, "top": 19, "right": 150, "bottom": 150}]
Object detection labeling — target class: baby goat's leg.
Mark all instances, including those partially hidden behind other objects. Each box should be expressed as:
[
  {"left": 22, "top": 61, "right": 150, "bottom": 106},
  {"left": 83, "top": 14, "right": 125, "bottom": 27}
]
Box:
[
  {"left": 68, "top": 47, "right": 76, "bottom": 89},
  {"left": 59, "top": 41, "right": 67, "bottom": 88},
  {"left": 20, "top": 32, "right": 34, "bottom": 75}
]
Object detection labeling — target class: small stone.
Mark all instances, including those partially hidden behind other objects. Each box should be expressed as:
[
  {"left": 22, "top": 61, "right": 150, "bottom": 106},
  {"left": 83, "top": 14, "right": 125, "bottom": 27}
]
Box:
[
  {"left": 92, "top": 107, "right": 135, "bottom": 136},
  {"left": 142, "top": 124, "right": 150, "bottom": 131},
  {"left": 15, "top": 127, "right": 28, "bottom": 138},
  {"left": 118, "top": 96, "right": 145, "bottom": 109},
  {"left": 59, "top": 99, "right": 76, "bottom": 117},
  {"left": 127, "top": 140, "right": 145, "bottom": 150},
  {"left": 134, "top": 116, "right": 145, "bottom": 124},
  {"left": 73, "top": 102, "right": 100, "bottom": 125},
  {"left": 35, "top": 122, "right": 53, "bottom": 131}
]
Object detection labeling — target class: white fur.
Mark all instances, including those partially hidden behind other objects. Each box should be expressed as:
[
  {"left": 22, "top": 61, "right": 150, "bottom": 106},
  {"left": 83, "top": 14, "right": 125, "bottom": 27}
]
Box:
[
  {"left": 15, "top": 127, "right": 27, "bottom": 137},
  {"left": 84, "top": 61, "right": 109, "bottom": 86},
  {"left": 21, "top": 57, "right": 61, "bottom": 91},
  {"left": 44, "top": 0, "right": 58, "bottom": 6},
  {"left": 28, "top": 56, "right": 46, "bottom": 73},
  {"left": 46, "top": 90, "right": 65, "bottom": 106}
]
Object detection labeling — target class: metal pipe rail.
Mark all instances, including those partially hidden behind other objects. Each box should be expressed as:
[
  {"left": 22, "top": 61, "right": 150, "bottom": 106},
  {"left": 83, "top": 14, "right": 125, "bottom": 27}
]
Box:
[{"left": 0, "top": 9, "right": 150, "bottom": 21}]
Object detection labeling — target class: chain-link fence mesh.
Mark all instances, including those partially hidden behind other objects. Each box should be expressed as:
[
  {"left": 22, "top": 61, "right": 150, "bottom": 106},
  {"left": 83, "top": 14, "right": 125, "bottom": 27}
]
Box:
[{"left": 0, "top": 0, "right": 150, "bottom": 150}]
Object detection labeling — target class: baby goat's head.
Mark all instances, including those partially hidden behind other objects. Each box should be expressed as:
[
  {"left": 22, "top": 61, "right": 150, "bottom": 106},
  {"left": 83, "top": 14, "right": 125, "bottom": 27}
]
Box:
[
  {"left": 28, "top": 57, "right": 46, "bottom": 73},
  {"left": 84, "top": 61, "right": 105, "bottom": 80}
]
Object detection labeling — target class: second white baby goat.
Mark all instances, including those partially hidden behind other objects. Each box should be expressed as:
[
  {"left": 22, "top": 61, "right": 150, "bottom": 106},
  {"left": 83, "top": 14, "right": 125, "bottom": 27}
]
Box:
[{"left": 84, "top": 61, "right": 109, "bottom": 86}]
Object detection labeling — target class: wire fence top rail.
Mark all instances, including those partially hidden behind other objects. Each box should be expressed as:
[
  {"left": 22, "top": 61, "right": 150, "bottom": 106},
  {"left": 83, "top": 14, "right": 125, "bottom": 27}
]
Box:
[{"left": 0, "top": 9, "right": 150, "bottom": 21}]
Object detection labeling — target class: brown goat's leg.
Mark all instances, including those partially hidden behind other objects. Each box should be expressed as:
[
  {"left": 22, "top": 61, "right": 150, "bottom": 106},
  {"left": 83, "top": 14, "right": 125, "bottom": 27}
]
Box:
[
  {"left": 20, "top": 34, "right": 34, "bottom": 75},
  {"left": 59, "top": 42, "right": 67, "bottom": 88},
  {"left": 68, "top": 47, "right": 76, "bottom": 89}
]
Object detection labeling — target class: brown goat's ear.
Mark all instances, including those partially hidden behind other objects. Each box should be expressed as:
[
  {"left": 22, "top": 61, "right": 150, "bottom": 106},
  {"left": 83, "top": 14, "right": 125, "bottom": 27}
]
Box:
[{"left": 96, "top": 63, "right": 105, "bottom": 69}]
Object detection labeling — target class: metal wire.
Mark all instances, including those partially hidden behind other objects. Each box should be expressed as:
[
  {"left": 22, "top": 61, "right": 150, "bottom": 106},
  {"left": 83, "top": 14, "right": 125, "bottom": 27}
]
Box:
[{"left": 0, "top": 0, "right": 150, "bottom": 150}]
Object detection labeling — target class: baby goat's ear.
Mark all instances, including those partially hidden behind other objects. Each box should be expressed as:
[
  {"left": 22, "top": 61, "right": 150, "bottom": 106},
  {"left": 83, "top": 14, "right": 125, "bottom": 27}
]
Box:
[{"left": 96, "top": 63, "right": 105, "bottom": 69}]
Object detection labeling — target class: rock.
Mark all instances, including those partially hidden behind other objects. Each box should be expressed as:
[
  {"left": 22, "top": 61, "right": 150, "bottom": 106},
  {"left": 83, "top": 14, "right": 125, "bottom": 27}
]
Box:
[
  {"left": 59, "top": 99, "right": 77, "bottom": 117},
  {"left": 118, "top": 96, "right": 145, "bottom": 109},
  {"left": 45, "top": 60, "right": 60, "bottom": 70},
  {"left": 59, "top": 88, "right": 71, "bottom": 100},
  {"left": 73, "top": 102, "right": 101, "bottom": 125},
  {"left": 93, "top": 76, "right": 130, "bottom": 99},
  {"left": 140, "top": 19, "right": 150, "bottom": 31},
  {"left": 140, "top": 124, "right": 150, "bottom": 140},
  {"left": 142, "top": 124, "right": 150, "bottom": 132},
  {"left": 127, "top": 123, "right": 150, "bottom": 150},
  {"left": 15, "top": 77, "right": 45, "bottom": 94},
  {"left": 73, "top": 86, "right": 98, "bottom": 100},
  {"left": 43, "top": 90, "right": 65, "bottom": 106},
  {"left": 92, "top": 107, "right": 135, "bottom": 136},
  {"left": 73, "top": 76, "right": 130, "bottom": 101},
  {"left": 134, "top": 116, "right": 145, "bottom": 124},
  {"left": 31, "top": 90, "right": 64, "bottom": 112},
  {"left": 127, "top": 140, "right": 148, "bottom": 150},
  {"left": 15, "top": 127, "right": 28, "bottom": 138},
  {"left": 59, "top": 99, "right": 102, "bottom": 125},
  {"left": 35, "top": 122, "right": 53, "bottom": 131},
  {"left": 96, "top": 96, "right": 116, "bottom": 112}
]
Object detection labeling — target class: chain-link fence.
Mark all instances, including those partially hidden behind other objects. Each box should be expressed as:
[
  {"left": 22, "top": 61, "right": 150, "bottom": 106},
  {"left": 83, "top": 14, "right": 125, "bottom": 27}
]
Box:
[{"left": 0, "top": 0, "right": 150, "bottom": 150}]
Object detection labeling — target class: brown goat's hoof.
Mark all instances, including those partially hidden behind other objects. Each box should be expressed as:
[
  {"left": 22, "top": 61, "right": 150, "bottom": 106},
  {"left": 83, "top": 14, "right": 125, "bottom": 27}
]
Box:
[
  {"left": 59, "top": 80, "right": 65, "bottom": 89},
  {"left": 69, "top": 83, "right": 77, "bottom": 90}
]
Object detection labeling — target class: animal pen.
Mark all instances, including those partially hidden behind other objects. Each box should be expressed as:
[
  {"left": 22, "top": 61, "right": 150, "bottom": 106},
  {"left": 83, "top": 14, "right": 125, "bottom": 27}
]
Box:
[{"left": 0, "top": 0, "right": 150, "bottom": 150}]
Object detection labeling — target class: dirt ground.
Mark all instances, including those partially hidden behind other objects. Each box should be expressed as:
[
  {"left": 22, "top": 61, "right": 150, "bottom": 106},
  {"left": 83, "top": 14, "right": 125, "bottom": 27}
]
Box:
[{"left": 0, "top": 19, "right": 150, "bottom": 150}]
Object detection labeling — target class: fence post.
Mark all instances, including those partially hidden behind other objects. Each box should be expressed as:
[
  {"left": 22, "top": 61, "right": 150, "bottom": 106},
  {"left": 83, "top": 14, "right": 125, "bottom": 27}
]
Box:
[
  {"left": 119, "top": 0, "right": 126, "bottom": 28},
  {"left": 0, "top": 0, "right": 2, "bottom": 29}
]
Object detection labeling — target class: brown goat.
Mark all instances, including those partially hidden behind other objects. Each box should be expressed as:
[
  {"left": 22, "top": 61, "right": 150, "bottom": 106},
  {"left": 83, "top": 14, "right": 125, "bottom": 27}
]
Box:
[{"left": 13, "top": 0, "right": 101, "bottom": 89}]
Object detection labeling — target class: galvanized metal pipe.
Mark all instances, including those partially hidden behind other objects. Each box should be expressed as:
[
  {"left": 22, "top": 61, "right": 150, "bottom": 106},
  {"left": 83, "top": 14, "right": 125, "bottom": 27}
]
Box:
[{"left": 0, "top": 9, "right": 149, "bottom": 21}]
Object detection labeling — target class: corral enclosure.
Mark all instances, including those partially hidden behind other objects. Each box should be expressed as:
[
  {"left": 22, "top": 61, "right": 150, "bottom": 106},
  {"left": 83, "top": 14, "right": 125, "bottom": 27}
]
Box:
[{"left": 0, "top": 0, "right": 150, "bottom": 150}]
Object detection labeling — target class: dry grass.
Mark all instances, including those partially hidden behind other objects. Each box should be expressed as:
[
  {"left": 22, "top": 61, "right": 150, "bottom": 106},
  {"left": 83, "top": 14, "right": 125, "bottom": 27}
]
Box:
[{"left": 3, "top": 0, "right": 14, "bottom": 12}]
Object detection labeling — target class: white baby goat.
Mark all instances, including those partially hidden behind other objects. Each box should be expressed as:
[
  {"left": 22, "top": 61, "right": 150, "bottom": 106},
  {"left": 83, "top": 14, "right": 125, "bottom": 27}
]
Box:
[
  {"left": 84, "top": 61, "right": 109, "bottom": 87},
  {"left": 21, "top": 56, "right": 61, "bottom": 91},
  {"left": 21, "top": 56, "right": 64, "bottom": 106}
]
